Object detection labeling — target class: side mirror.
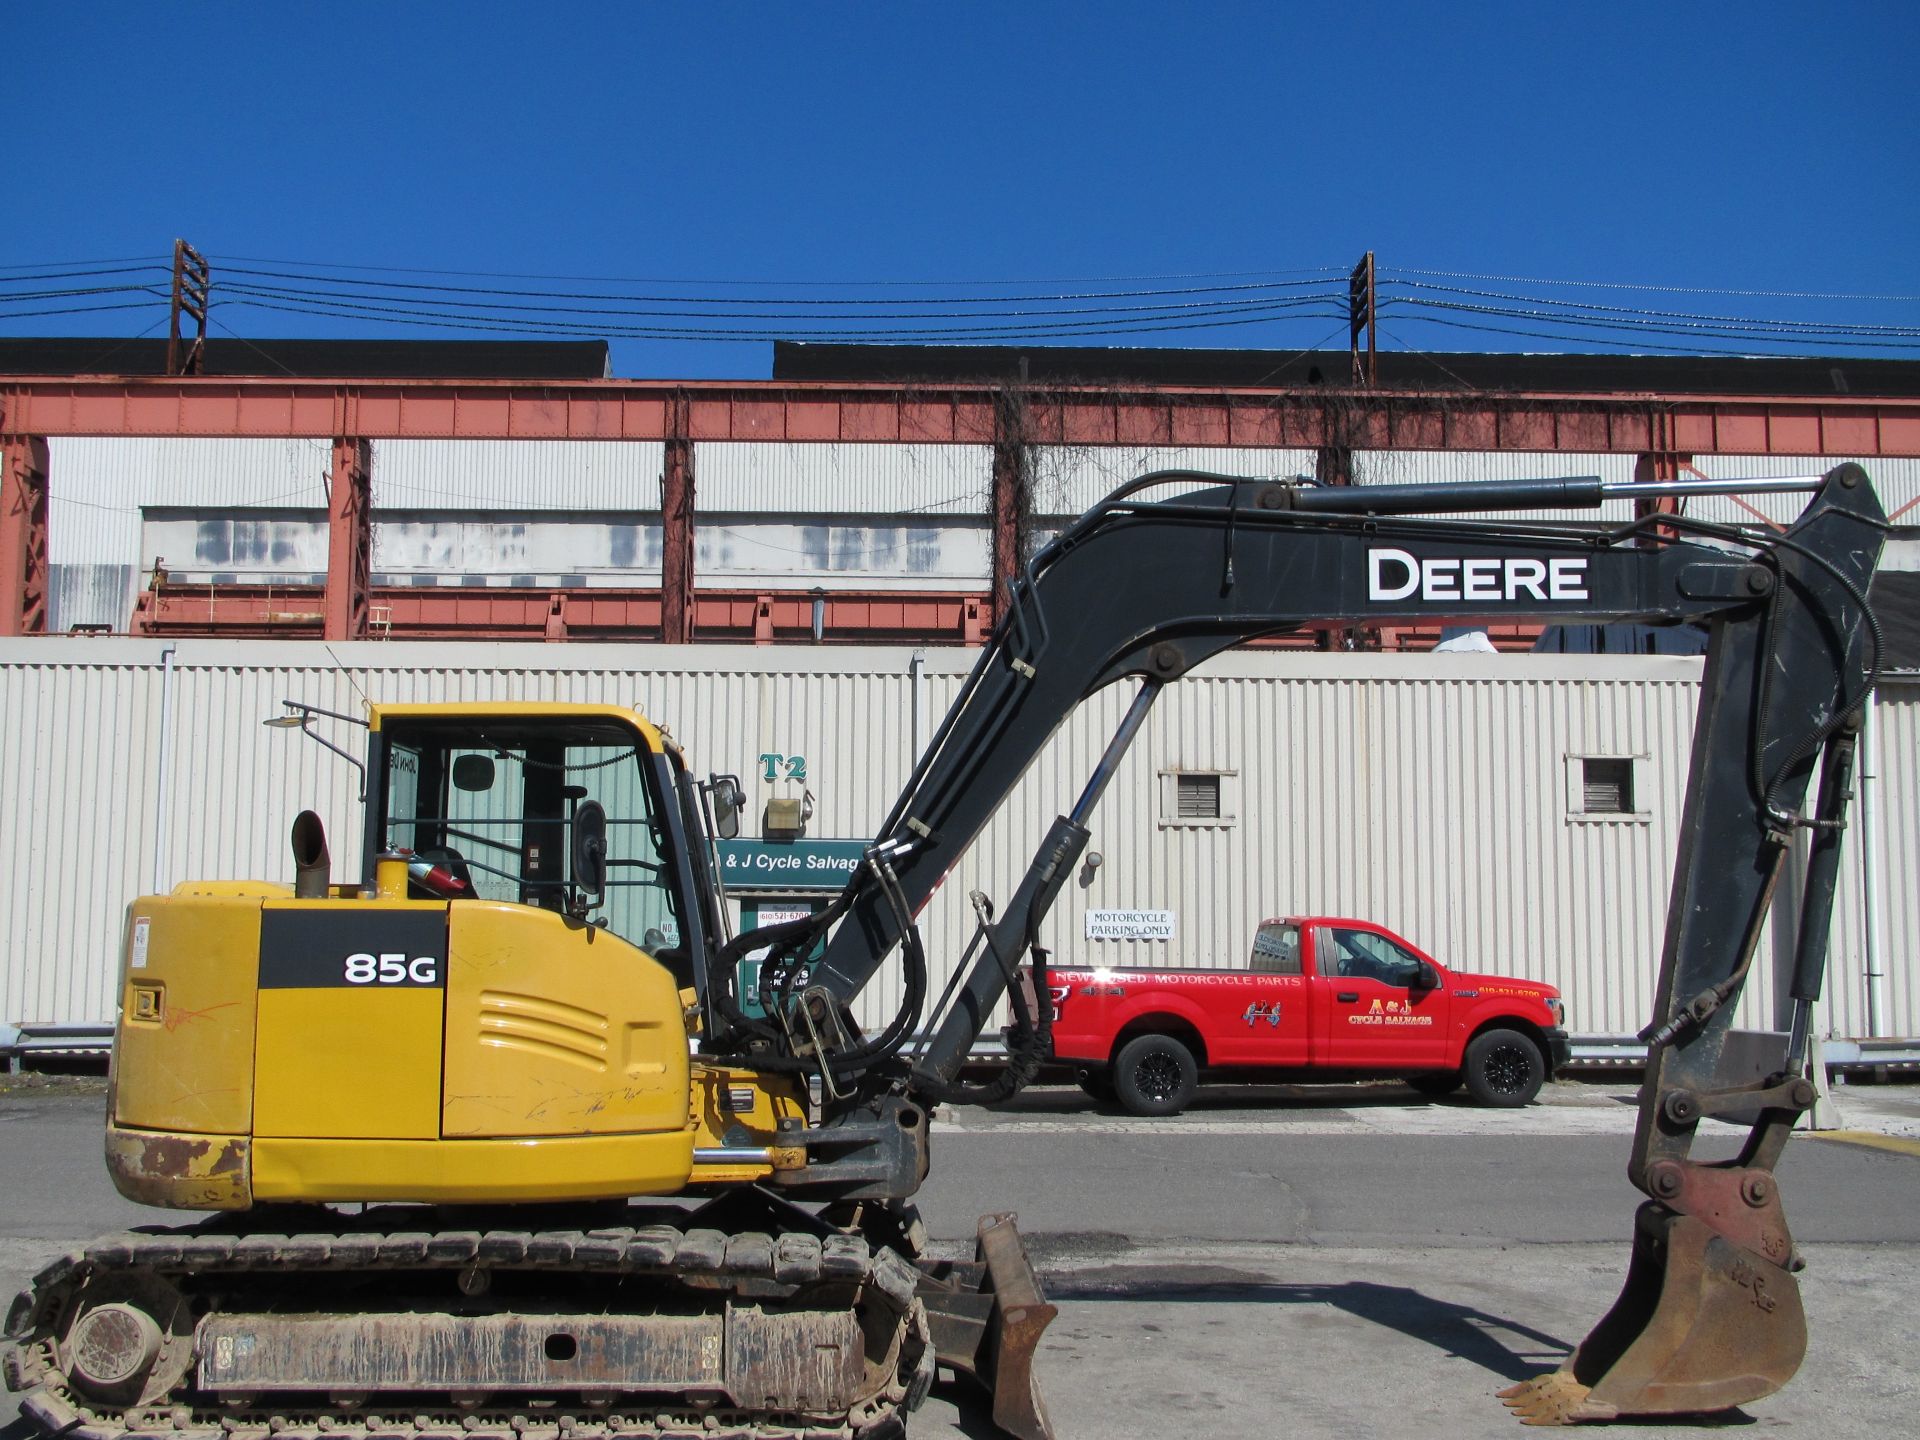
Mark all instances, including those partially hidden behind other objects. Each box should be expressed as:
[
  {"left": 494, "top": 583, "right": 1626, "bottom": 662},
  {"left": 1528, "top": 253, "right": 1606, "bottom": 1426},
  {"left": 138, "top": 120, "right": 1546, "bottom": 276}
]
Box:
[
  {"left": 709, "top": 774, "right": 744, "bottom": 841},
  {"left": 452, "top": 754, "right": 496, "bottom": 792},
  {"left": 572, "top": 800, "right": 608, "bottom": 898},
  {"left": 1415, "top": 960, "right": 1440, "bottom": 990}
]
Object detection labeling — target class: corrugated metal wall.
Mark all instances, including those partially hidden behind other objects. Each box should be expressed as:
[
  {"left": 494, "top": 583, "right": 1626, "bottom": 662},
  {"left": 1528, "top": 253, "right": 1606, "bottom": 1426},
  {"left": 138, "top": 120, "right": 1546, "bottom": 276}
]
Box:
[
  {"left": 3, "top": 640, "right": 1914, "bottom": 1048},
  {"left": 37, "top": 442, "right": 1910, "bottom": 629},
  {"left": 696, "top": 443, "right": 991, "bottom": 516},
  {"left": 372, "top": 440, "right": 667, "bottom": 512}
]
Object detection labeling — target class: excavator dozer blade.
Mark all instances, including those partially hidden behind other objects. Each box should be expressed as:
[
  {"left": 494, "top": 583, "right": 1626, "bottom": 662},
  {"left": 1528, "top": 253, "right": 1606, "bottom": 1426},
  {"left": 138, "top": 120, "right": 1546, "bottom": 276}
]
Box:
[
  {"left": 1500, "top": 1203, "right": 1806, "bottom": 1425},
  {"left": 915, "top": 1212, "right": 1057, "bottom": 1440}
]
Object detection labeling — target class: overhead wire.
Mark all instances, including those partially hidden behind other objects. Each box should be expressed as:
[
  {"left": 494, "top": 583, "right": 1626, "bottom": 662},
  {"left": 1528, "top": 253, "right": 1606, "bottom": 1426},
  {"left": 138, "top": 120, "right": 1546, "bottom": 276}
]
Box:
[
  {"left": 221, "top": 292, "right": 1350, "bottom": 343},
  {"left": 4, "top": 249, "right": 1912, "bottom": 355},
  {"left": 214, "top": 263, "right": 1342, "bottom": 308},
  {"left": 207, "top": 252, "right": 1350, "bottom": 288},
  {"left": 1389, "top": 265, "right": 1920, "bottom": 304},
  {"left": 1379, "top": 295, "right": 1920, "bottom": 352},
  {"left": 1382, "top": 278, "right": 1920, "bottom": 340}
]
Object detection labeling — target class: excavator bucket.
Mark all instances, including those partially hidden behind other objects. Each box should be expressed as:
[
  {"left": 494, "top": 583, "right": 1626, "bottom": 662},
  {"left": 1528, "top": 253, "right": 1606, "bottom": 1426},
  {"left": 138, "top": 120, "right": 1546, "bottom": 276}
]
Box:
[
  {"left": 1500, "top": 1202, "right": 1806, "bottom": 1425},
  {"left": 915, "top": 1212, "right": 1057, "bottom": 1440}
]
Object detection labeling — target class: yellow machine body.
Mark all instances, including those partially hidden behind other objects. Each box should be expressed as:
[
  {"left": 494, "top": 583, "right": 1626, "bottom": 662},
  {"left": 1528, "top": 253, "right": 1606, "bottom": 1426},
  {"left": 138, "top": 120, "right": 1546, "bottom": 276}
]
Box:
[{"left": 104, "top": 703, "right": 805, "bottom": 1211}]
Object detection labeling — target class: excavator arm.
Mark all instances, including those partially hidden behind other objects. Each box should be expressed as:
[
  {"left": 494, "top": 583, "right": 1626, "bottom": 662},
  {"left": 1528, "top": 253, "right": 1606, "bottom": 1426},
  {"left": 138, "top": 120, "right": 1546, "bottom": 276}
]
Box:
[{"left": 707, "top": 462, "right": 1885, "bottom": 1428}]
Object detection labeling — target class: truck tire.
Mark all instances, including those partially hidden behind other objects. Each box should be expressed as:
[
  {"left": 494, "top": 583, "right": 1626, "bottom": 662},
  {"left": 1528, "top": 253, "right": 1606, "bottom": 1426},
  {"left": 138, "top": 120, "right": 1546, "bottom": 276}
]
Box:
[
  {"left": 1113, "top": 1034, "right": 1198, "bottom": 1117},
  {"left": 1407, "top": 1070, "right": 1464, "bottom": 1098},
  {"left": 1463, "top": 1028, "right": 1545, "bottom": 1107},
  {"left": 1075, "top": 1066, "right": 1117, "bottom": 1104}
]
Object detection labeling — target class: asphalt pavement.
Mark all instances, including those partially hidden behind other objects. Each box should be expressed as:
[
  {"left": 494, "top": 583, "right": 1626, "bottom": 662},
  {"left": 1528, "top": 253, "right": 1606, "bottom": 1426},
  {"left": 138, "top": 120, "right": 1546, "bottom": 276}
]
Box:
[{"left": 4, "top": 1077, "right": 1917, "bottom": 1439}]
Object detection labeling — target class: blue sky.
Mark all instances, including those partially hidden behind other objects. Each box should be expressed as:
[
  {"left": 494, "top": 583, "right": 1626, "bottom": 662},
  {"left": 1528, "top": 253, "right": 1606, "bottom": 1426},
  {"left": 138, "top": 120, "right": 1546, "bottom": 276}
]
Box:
[{"left": 5, "top": 2, "right": 1917, "bottom": 377}]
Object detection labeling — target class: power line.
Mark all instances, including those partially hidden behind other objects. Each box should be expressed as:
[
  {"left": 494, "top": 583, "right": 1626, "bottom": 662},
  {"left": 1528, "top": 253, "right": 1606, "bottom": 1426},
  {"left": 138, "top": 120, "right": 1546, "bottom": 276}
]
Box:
[
  {"left": 0, "top": 264, "right": 172, "bottom": 284},
  {"left": 208, "top": 253, "right": 1349, "bottom": 289},
  {"left": 0, "top": 255, "right": 169, "bottom": 273},
  {"left": 1392, "top": 311, "right": 1912, "bottom": 359},
  {"left": 0, "top": 297, "right": 171, "bottom": 322},
  {"left": 1387, "top": 265, "right": 1920, "bottom": 304},
  {"left": 1384, "top": 295, "right": 1920, "bottom": 351},
  {"left": 220, "top": 292, "right": 1349, "bottom": 344},
  {"left": 213, "top": 263, "right": 1343, "bottom": 309},
  {"left": 1385, "top": 279, "right": 1920, "bottom": 338},
  {"left": 215, "top": 277, "right": 1345, "bottom": 327}
]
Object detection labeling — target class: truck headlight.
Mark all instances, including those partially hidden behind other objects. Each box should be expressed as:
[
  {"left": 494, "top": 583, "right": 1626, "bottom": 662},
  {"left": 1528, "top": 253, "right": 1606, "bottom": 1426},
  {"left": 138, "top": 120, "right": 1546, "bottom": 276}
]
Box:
[{"left": 1548, "top": 997, "right": 1565, "bottom": 1026}]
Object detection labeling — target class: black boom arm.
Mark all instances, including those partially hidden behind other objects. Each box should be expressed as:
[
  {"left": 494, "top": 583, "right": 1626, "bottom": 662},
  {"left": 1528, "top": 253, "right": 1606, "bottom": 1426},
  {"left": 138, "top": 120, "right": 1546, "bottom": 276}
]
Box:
[
  {"left": 788, "top": 467, "right": 1876, "bottom": 1081},
  {"left": 715, "top": 462, "right": 1883, "bottom": 1425}
]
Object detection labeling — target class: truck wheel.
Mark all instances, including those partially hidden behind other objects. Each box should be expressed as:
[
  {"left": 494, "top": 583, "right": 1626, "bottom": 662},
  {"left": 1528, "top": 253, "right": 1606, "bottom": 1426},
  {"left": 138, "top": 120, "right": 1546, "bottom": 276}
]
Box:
[
  {"left": 1113, "top": 1034, "right": 1198, "bottom": 1117},
  {"left": 1407, "top": 1070, "right": 1464, "bottom": 1098},
  {"left": 1076, "top": 1067, "right": 1117, "bottom": 1104},
  {"left": 1464, "top": 1029, "right": 1545, "bottom": 1107}
]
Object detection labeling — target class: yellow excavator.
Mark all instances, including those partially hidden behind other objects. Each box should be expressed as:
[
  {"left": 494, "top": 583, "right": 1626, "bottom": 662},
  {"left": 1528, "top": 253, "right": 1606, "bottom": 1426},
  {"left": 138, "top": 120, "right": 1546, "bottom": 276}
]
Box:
[{"left": 3, "top": 465, "right": 1887, "bottom": 1438}]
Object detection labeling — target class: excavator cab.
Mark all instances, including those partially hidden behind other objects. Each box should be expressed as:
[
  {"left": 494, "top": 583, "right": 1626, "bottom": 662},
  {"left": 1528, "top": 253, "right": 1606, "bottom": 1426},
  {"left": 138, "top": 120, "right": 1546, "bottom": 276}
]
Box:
[{"left": 370, "top": 708, "right": 690, "bottom": 966}]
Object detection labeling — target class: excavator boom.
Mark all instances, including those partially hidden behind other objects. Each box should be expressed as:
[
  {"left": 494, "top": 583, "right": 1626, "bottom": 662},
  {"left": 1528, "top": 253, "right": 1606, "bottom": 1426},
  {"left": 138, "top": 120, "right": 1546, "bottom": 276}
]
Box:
[{"left": 709, "top": 464, "right": 1884, "bottom": 1425}]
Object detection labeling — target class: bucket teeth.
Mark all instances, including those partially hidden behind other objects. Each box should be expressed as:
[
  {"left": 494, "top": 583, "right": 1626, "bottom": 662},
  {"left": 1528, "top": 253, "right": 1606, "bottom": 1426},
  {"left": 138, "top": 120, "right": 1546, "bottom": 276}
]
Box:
[{"left": 1497, "top": 1372, "right": 1617, "bottom": 1426}]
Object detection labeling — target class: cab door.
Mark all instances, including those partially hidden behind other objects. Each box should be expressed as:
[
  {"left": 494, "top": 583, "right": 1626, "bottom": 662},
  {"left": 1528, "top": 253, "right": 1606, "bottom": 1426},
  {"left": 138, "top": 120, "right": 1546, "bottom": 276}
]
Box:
[{"left": 1313, "top": 924, "right": 1449, "bottom": 1069}]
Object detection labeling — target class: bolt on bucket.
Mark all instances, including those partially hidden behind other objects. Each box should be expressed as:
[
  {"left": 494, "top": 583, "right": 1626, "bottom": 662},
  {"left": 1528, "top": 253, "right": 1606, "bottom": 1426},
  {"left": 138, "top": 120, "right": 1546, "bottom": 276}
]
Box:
[{"left": 1500, "top": 1199, "right": 1806, "bottom": 1425}]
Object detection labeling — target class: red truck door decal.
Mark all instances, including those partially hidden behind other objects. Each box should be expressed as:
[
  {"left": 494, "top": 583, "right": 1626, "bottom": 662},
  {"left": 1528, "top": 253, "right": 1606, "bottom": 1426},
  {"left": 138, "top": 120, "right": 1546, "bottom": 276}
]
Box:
[{"left": 1312, "top": 924, "right": 1450, "bottom": 1069}]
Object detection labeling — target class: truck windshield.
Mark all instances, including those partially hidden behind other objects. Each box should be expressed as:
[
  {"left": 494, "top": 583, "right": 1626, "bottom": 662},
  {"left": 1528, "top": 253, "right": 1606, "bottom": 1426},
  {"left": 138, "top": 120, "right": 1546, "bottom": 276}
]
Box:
[{"left": 381, "top": 725, "right": 685, "bottom": 954}]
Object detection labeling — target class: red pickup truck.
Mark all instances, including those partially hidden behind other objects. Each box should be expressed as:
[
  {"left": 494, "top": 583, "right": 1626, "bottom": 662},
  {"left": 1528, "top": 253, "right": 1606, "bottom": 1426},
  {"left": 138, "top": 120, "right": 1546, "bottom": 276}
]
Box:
[{"left": 1029, "top": 916, "right": 1571, "bottom": 1116}]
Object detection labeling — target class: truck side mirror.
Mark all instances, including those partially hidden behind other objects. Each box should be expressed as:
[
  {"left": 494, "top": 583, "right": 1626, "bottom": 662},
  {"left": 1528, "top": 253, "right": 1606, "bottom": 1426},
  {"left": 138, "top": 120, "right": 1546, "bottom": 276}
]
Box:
[
  {"left": 571, "top": 800, "right": 608, "bottom": 899},
  {"left": 1415, "top": 960, "right": 1440, "bottom": 990}
]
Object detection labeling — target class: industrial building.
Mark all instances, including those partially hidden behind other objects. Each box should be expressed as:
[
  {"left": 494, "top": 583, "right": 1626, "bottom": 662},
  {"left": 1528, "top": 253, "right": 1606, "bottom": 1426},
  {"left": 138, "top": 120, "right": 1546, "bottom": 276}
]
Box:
[{"left": 1, "top": 339, "right": 1916, "bottom": 1067}]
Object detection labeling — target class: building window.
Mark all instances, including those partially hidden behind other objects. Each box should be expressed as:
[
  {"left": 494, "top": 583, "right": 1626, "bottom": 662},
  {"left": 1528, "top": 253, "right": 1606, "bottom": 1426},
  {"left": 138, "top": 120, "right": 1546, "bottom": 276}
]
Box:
[
  {"left": 1566, "top": 754, "right": 1649, "bottom": 823},
  {"left": 1177, "top": 774, "right": 1220, "bottom": 819},
  {"left": 1160, "top": 769, "right": 1237, "bottom": 829},
  {"left": 1582, "top": 757, "right": 1634, "bottom": 813}
]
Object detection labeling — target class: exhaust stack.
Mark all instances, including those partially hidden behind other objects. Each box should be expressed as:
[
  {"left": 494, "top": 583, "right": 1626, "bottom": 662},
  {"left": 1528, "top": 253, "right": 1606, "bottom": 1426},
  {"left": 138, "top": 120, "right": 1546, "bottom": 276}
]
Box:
[{"left": 291, "top": 811, "right": 330, "bottom": 898}]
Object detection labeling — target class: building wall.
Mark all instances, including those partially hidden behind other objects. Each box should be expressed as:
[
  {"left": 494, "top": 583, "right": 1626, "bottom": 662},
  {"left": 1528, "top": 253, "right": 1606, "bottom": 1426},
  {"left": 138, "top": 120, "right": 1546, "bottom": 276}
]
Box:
[
  {"left": 41, "top": 439, "right": 1916, "bottom": 630},
  {"left": 2, "top": 639, "right": 1913, "bottom": 1048}
]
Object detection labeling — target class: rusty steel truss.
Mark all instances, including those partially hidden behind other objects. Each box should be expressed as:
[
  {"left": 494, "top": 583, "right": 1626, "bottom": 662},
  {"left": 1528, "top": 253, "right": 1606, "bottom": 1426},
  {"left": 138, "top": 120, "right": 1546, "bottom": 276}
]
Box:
[{"left": 4, "top": 374, "right": 1918, "bottom": 642}]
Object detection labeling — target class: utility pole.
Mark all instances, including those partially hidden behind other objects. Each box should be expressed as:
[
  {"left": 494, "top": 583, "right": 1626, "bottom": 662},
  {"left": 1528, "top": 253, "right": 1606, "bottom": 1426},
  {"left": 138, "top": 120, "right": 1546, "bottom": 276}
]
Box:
[
  {"left": 1348, "top": 251, "right": 1376, "bottom": 386},
  {"left": 166, "top": 240, "right": 210, "bottom": 376}
]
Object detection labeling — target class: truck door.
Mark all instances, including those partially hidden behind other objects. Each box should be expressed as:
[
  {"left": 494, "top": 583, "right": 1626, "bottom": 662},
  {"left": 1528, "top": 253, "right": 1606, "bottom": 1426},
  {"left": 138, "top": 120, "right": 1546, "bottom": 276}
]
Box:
[
  {"left": 1226, "top": 920, "right": 1310, "bottom": 1066},
  {"left": 1313, "top": 924, "right": 1449, "bottom": 1069}
]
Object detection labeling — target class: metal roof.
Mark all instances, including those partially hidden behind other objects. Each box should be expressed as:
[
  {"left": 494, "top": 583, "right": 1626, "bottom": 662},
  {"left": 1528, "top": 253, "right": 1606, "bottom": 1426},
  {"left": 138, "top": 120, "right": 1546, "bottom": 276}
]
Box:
[
  {"left": 0, "top": 337, "right": 611, "bottom": 379},
  {"left": 773, "top": 343, "right": 1920, "bottom": 399}
]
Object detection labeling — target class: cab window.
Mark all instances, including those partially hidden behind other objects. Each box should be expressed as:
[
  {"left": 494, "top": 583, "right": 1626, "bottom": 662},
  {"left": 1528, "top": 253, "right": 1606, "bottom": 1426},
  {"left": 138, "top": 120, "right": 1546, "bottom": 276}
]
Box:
[
  {"left": 1319, "top": 927, "right": 1424, "bottom": 987},
  {"left": 379, "top": 725, "right": 684, "bottom": 955},
  {"left": 1250, "top": 922, "right": 1301, "bottom": 975}
]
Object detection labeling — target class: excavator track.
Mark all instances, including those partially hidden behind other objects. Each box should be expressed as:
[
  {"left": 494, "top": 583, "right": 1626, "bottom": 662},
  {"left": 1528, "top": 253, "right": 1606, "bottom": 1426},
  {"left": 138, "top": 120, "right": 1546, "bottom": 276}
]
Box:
[{"left": 4, "top": 1218, "right": 933, "bottom": 1440}]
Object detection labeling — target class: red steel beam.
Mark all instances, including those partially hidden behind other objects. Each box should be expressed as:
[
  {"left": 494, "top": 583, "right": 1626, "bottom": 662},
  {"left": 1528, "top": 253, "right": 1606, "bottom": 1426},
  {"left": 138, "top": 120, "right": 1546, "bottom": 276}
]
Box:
[
  {"left": 5, "top": 377, "right": 1920, "bottom": 454},
  {"left": 661, "top": 394, "right": 696, "bottom": 643},
  {"left": 126, "top": 582, "right": 1536, "bottom": 650},
  {"left": 990, "top": 394, "right": 1028, "bottom": 631},
  {"left": 324, "top": 437, "right": 372, "bottom": 640},
  {"left": 0, "top": 435, "right": 50, "bottom": 635},
  {"left": 132, "top": 584, "right": 995, "bottom": 644}
]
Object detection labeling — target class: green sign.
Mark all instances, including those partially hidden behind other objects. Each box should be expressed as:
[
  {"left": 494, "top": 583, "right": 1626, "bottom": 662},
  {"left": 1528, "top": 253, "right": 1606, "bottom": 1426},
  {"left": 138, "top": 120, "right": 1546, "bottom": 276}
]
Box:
[
  {"left": 717, "top": 839, "right": 869, "bottom": 891},
  {"left": 737, "top": 899, "right": 826, "bottom": 1019}
]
